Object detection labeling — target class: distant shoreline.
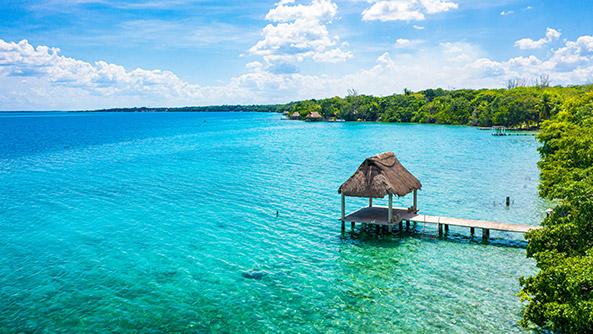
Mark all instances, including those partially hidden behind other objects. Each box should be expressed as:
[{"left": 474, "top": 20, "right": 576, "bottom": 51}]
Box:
[
  {"left": 1, "top": 109, "right": 542, "bottom": 132},
  {"left": 71, "top": 105, "right": 281, "bottom": 113},
  {"left": 3, "top": 108, "right": 541, "bottom": 131}
]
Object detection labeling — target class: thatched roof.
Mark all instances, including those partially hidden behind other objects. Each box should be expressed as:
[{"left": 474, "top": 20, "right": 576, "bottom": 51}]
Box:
[
  {"left": 306, "top": 111, "right": 322, "bottom": 119},
  {"left": 338, "top": 152, "right": 422, "bottom": 198}
]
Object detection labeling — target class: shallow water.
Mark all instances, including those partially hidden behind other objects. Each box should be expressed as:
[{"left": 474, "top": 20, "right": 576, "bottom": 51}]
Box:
[{"left": 0, "top": 112, "right": 546, "bottom": 333}]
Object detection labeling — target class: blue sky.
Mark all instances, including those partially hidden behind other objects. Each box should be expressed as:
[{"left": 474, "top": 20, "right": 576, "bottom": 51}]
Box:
[{"left": 0, "top": 0, "right": 592, "bottom": 110}]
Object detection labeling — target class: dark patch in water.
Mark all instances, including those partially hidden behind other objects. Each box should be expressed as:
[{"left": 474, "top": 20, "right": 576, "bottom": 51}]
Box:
[
  {"left": 161, "top": 270, "right": 178, "bottom": 277},
  {"left": 241, "top": 271, "right": 267, "bottom": 280}
]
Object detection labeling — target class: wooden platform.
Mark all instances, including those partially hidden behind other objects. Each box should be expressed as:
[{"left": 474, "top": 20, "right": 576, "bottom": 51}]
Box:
[{"left": 340, "top": 206, "right": 541, "bottom": 239}]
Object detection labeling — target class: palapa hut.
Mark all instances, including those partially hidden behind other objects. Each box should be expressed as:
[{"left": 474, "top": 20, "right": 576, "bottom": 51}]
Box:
[
  {"left": 337, "top": 152, "right": 541, "bottom": 239},
  {"left": 338, "top": 152, "right": 422, "bottom": 231},
  {"left": 305, "top": 111, "right": 322, "bottom": 121},
  {"left": 290, "top": 112, "right": 300, "bottom": 120}
]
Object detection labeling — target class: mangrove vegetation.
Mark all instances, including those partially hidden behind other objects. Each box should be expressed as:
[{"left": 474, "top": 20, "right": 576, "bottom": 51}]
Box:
[
  {"left": 283, "top": 84, "right": 593, "bottom": 128},
  {"left": 81, "top": 84, "right": 593, "bottom": 130},
  {"left": 519, "top": 91, "right": 593, "bottom": 333}
]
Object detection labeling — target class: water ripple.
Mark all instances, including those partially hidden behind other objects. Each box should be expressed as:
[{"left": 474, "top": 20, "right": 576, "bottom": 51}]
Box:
[{"left": 0, "top": 112, "right": 544, "bottom": 333}]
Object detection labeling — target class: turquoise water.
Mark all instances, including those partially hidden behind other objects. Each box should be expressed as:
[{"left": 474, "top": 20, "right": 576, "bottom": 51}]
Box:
[{"left": 0, "top": 112, "right": 546, "bottom": 333}]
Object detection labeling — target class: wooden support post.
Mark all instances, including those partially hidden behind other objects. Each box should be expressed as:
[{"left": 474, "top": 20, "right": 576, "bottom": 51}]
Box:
[
  {"left": 369, "top": 197, "right": 373, "bottom": 207},
  {"left": 388, "top": 194, "right": 393, "bottom": 223},
  {"left": 482, "top": 228, "right": 490, "bottom": 240},
  {"left": 341, "top": 221, "right": 345, "bottom": 233},
  {"left": 444, "top": 224, "right": 449, "bottom": 234},
  {"left": 406, "top": 220, "right": 410, "bottom": 230},
  {"left": 470, "top": 227, "right": 475, "bottom": 235},
  {"left": 399, "top": 221, "right": 403, "bottom": 231},
  {"left": 413, "top": 189, "right": 418, "bottom": 212},
  {"left": 388, "top": 225, "right": 393, "bottom": 234},
  {"left": 438, "top": 223, "right": 443, "bottom": 236},
  {"left": 341, "top": 193, "right": 346, "bottom": 220},
  {"left": 351, "top": 222, "right": 355, "bottom": 230},
  {"left": 506, "top": 196, "right": 510, "bottom": 207}
]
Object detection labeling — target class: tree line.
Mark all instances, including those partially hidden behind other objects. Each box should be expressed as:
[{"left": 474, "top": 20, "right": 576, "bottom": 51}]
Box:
[
  {"left": 79, "top": 84, "right": 593, "bottom": 130},
  {"left": 79, "top": 105, "right": 281, "bottom": 113},
  {"left": 282, "top": 84, "right": 593, "bottom": 128},
  {"left": 519, "top": 91, "right": 593, "bottom": 332}
]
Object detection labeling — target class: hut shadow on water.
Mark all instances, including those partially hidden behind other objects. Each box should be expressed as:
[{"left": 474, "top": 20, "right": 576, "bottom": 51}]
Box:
[{"left": 338, "top": 224, "right": 529, "bottom": 250}]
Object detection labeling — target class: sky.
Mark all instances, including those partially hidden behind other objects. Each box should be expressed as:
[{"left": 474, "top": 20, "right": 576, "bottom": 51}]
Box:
[{"left": 0, "top": 0, "right": 592, "bottom": 110}]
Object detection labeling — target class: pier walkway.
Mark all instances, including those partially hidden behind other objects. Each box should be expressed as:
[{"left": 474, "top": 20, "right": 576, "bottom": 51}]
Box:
[{"left": 340, "top": 206, "right": 541, "bottom": 240}]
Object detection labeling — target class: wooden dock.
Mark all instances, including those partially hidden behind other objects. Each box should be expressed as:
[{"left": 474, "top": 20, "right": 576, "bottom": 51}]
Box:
[{"left": 340, "top": 206, "right": 541, "bottom": 240}]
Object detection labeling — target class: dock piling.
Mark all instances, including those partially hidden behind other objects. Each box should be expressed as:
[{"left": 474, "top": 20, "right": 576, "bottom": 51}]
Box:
[
  {"left": 482, "top": 228, "right": 490, "bottom": 240},
  {"left": 339, "top": 206, "right": 540, "bottom": 239},
  {"left": 341, "top": 193, "right": 346, "bottom": 219},
  {"left": 388, "top": 194, "right": 393, "bottom": 223}
]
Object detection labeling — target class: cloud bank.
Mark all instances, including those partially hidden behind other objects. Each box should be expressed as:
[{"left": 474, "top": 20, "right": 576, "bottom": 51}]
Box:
[
  {"left": 515, "top": 28, "right": 561, "bottom": 49},
  {"left": 361, "top": 0, "right": 458, "bottom": 22},
  {"left": 248, "top": 0, "right": 352, "bottom": 73},
  {"left": 1, "top": 31, "right": 593, "bottom": 110}
]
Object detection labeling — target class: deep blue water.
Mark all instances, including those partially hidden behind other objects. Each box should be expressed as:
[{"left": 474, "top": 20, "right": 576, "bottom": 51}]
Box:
[{"left": 0, "top": 112, "right": 546, "bottom": 333}]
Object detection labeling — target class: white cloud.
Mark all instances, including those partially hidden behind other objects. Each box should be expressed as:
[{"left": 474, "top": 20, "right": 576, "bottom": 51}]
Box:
[
  {"left": 313, "top": 48, "right": 353, "bottom": 62},
  {"left": 338, "top": 36, "right": 591, "bottom": 93},
  {"left": 508, "top": 55, "right": 542, "bottom": 68},
  {"left": 515, "top": 27, "right": 561, "bottom": 49},
  {"left": 546, "top": 35, "right": 593, "bottom": 71},
  {"left": 362, "top": 0, "right": 458, "bottom": 22},
  {"left": 413, "top": 25, "right": 425, "bottom": 30},
  {"left": 2, "top": 34, "right": 593, "bottom": 110},
  {"left": 500, "top": 10, "right": 513, "bottom": 16},
  {"left": 0, "top": 39, "right": 205, "bottom": 109},
  {"left": 275, "top": 0, "right": 296, "bottom": 6},
  {"left": 420, "top": 0, "right": 457, "bottom": 14},
  {"left": 249, "top": 0, "right": 351, "bottom": 72},
  {"left": 245, "top": 61, "right": 264, "bottom": 70},
  {"left": 394, "top": 38, "right": 425, "bottom": 48},
  {"left": 266, "top": 0, "right": 336, "bottom": 22}
]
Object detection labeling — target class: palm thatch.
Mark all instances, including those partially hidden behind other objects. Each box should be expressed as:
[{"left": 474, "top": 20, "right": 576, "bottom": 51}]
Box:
[
  {"left": 338, "top": 152, "right": 422, "bottom": 198},
  {"left": 306, "top": 111, "right": 322, "bottom": 119}
]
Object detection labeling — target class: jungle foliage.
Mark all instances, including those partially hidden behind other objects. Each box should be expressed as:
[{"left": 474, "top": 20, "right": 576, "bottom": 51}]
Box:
[
  {"left": 85, "top": 104, "right": 284, "bottom": 113},
  {"left": 282, "top": 85, "right": 593, "bottom": 127},
  {"left": 519, "top": 91, "right": 593, "bottom": 333}
]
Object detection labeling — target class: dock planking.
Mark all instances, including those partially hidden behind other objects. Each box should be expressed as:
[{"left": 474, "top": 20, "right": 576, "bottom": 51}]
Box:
[
  {"left": 341, "top": 206, "right": 540, "bottom": 239},
  {"left": 337, "top": 152, "right": 541, "bottom": 241}
]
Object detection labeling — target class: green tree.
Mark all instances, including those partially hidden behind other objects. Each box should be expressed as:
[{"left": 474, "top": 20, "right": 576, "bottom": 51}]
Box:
[{"left": 520, "top": 92, "right": 593, "bottom": 333}]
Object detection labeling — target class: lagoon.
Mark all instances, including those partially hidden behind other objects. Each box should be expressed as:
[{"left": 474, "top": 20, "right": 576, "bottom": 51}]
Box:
[{"left": 0, "top": 112, "right": 546, "bottom": 332}]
